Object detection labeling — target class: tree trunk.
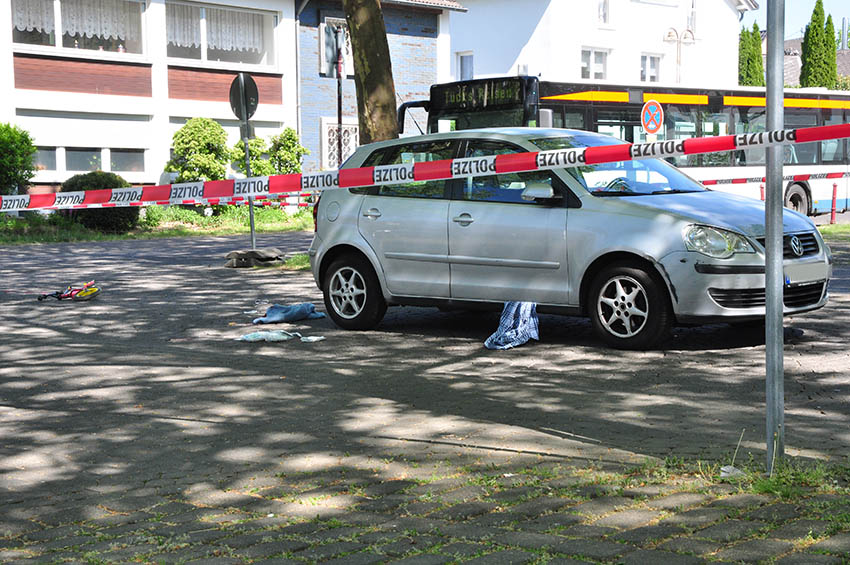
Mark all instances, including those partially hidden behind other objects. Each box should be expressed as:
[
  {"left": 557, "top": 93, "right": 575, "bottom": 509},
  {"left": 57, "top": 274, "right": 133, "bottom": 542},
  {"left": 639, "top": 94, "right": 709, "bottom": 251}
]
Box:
[{"left": 342, "top": 0, "right": 399, "bottom": 144}]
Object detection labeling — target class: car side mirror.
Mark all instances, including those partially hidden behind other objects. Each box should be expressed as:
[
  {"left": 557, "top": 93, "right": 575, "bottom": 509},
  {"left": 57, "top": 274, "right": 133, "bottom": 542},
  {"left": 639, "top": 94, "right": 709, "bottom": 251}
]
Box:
[{"left": 521, "top": 181, "right": 556, "bottom": 201}]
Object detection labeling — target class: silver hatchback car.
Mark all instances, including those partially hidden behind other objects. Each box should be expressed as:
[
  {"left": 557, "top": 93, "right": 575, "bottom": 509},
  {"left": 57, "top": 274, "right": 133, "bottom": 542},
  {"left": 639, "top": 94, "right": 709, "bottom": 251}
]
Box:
[{"left": 309, "top": 128, "right": 833, "bottom": 349}]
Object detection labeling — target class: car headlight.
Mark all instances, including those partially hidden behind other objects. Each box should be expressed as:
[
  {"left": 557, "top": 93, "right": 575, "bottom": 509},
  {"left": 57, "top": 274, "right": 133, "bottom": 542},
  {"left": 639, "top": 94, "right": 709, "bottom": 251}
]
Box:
[{"left": 683, "top": 225, "right": 755, "bottom": 259}]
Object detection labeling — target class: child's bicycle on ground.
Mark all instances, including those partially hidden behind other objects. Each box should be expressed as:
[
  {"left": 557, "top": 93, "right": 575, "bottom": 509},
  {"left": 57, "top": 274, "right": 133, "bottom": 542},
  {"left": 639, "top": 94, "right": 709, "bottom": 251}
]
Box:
[{"left": 38, "top": 280, "right": 101, "bottom": 301}]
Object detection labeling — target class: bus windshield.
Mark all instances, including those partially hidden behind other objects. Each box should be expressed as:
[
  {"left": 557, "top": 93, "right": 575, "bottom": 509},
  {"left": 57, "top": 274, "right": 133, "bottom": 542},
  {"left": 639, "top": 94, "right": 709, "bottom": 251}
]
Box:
[
  {"left": 430, "top": 109, "right": 525, "bottom": 133},
  {"left": 530, "top": 135, "right": 707, "bottom": 196}
]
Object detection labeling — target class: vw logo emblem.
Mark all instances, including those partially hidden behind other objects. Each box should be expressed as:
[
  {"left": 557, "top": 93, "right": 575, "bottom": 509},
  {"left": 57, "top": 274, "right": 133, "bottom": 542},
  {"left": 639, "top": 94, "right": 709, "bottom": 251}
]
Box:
[{"left": 789, "top": 235, "right": 804, "bottom": 257}]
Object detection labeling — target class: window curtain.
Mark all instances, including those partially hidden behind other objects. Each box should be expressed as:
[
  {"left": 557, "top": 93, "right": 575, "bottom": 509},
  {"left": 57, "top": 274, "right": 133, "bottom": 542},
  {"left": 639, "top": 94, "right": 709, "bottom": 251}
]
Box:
[
  {"left": 61, "top": 0, "right": 141, "bottom": 41},
  {"left": 166, "top": 2, "right": 200, "bottom": 48},
  {"left": 206, "top": 6, "right": 263, "bottom": 52},
  {"left": 12, "top": 0, "right": 55, "bottom": 34}
]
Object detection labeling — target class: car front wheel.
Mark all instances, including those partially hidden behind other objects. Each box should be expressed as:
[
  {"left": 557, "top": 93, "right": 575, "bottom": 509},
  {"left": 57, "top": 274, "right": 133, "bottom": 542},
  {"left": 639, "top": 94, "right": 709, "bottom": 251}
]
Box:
[
  {"left": 323, "top": 256, "right": 387, "bottom": 330},
  {"left": 589, "top": 262, "right": 672, "bottom": 350}
]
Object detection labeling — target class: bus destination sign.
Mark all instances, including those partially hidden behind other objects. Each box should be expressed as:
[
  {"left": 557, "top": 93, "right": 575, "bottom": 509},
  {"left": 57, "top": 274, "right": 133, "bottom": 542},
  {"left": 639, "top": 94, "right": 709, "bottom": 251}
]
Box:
[{"left": 434, "top": 78, "right": 525, "bottom": 112}]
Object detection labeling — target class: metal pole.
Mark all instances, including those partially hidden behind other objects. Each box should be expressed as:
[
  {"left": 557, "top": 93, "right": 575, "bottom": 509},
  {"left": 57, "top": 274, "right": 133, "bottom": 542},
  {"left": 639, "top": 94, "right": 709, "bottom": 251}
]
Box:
[
  {"left": 336, "top": 26, "right": 344, "bottom": 167},
  {"left": 765, "top": 0, "right": 785, "bottom": 474},
  {"left": 239, "top": 73, "right": 257, "bottom": 251}
]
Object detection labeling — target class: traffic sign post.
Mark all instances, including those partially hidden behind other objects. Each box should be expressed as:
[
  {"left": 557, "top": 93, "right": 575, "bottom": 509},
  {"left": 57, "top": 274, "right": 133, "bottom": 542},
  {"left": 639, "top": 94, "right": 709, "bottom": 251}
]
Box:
[
  {"left": 230, "top": 73, "right": 259, "bottom": 250},
  {"left": 641, "top": 100, "right": 664, "bottom": 136}
]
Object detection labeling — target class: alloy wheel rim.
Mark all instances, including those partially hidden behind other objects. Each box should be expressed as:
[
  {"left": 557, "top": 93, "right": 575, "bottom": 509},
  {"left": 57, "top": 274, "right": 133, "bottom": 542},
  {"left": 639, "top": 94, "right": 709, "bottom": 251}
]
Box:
[
  {"left": 329, "top": 267, "right": 367, "bottom": 319},
  {"left": 597, "top": 275, "right": 649, "bottom": 338}
]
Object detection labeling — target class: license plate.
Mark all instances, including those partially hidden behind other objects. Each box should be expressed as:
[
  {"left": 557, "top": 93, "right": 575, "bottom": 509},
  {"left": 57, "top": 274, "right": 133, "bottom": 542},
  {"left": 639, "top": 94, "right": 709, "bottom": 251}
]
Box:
[{"left": 784, "top": 261, "right": 827, "bottom": 285}]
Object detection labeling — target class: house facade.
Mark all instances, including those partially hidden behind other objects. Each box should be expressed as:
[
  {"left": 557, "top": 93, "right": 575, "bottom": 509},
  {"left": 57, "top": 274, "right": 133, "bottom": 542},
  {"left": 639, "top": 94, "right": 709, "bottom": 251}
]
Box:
[{"left": 449, "top": 0, "right": 757, "bottom": 88}]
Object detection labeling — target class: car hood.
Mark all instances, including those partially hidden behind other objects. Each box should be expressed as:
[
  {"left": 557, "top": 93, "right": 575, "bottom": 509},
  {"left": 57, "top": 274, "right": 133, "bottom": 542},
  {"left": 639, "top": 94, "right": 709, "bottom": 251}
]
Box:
[{"left": 621, "top": 191, "right": 815, "bottom": 238}]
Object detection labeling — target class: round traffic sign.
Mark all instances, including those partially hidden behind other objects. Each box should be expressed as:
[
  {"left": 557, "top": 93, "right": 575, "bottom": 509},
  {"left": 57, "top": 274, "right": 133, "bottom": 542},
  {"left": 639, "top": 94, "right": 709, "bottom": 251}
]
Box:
[
  {"left": 641, "top": 100, "right": 664, "bottom": 135},
  {"left": 229, "top": 73, "right": 259, "bottom": 122}
]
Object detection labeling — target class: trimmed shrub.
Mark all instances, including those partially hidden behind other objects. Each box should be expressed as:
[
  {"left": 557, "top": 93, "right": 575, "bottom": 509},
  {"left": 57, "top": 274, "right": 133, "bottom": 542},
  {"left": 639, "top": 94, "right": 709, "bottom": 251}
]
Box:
[
  {"left": 165, "top": 118, "right": 230, "bottom": 182},
  {"left": 63, "top": 171, "right": 139, "bottom": 232},
  {"left": 0, "top": 123, "right": 37, "bottom": 195}
]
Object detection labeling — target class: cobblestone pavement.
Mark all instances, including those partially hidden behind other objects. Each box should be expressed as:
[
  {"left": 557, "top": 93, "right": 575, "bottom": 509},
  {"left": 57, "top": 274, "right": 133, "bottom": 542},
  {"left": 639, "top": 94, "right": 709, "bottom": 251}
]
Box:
[{"left": 1, "top": 234, "right": 849, "bottom": 564}]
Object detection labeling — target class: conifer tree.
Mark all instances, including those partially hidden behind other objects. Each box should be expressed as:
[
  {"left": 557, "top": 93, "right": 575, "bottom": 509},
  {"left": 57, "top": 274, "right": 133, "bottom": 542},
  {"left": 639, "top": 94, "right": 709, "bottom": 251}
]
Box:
[
  {"left": 750, "top": 22, "right": 765, "bottom": 86},
  {"left": 738, "top": 26, "right": 753, "bottom": 85},
  {"left": 824, "top": 14, "right": 838, "bottom": 89},
  {"left": 801, "top": 0, "right": 827, "bottom": 87}
]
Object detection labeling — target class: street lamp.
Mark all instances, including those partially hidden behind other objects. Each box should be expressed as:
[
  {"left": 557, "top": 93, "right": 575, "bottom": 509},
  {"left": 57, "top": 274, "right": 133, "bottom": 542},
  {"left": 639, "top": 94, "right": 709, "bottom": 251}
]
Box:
[{"left": 664, "top": 27, "right": 695, "bottom": 84}]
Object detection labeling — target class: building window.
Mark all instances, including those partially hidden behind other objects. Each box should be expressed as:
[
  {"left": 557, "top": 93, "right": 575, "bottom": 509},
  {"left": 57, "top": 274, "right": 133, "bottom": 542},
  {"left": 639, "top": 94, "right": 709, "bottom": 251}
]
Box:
[
  {"left": 34, "top": 147, "right": 57, "bottom": 171},
  {"left": 641, "top": 54, "right": 660, "bottom": 82},
  {"left": 458, "top": 52, "right": 473, "bottom": 80},
  {"left": 110, "top": 149, "right": 145, "bottom": 172},
  {"left": 598, "top": 0, "right": 609, "bottom": 24},
  {"left": 319, "top": 16, "right": 353, "bottom": 77},
  {"left": 166, "top": 1, "right": 275, "bottom": 65},
  {"left": 581, "top": 48, "right": 607, "bottom": 80},
  {"left": 12, "top": 0, "right": 143, "bottom": 53},
  {"left": 321, "top": 118, "right": 358, "bottom": 170},
  {"left": 66, "top": 148, "right": 101, "bottom": 171}
]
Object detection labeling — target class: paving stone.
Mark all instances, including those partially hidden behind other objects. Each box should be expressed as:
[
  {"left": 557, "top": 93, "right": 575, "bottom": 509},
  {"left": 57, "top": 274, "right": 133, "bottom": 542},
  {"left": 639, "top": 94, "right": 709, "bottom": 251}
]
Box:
[
  {"left": 323, "top": 552, "right": 387, "bottom": 565},
  {"left": 150, "top": 501, "right": 198, "bottom": 516},
  {"left": 552, "top": 538, "right": 635, "bottom": 560},
  {"left": 379, "top": 517, "right": 449, "bottom": 534},
  {"left": 404, "top": 502, "right": 443, "bottom": 516},
  {"left": 745, "top": 503, "right": 802, "bottom": 523},
  {"left": 147, "top": 543, "right": 217, "bottom": 562},
  {"left": 387, "top": 554, "right": 452, "bottom": 564},
  {"left": 658, "top": 536, "right": 724, "bottom": 555},
  {"left": 0, "top": 551, "right": 31, "bottom": 561},
  {"left": 620, "top": 484, "right": 677, "bottom": 499},
  {"left": 486, "top": 487, "right": 540, "bottom": 504},
  {"left": 293, "top": 541, "right": 366, "bottom": 561},
  {"left": 408, "top": 479, "right": 468, "bottom": 497},
  {"left": 0, "top": 519, "right": 42, "bottom": 538},
  {"left": 430, "top": 502, "right": 498, "bottom": 521},
  {"left": 775, "top": 552, "right": 845, "bottom": 564},
  {"left": 495, "top": 531, "right": 568, "bottom": 549},
  {"left": 437, "top": 524, "right": 496, "bottom": 541},
  {"left": 709, "top": 493, "right": 771, "bottom": 509},
  {"left": 467, "top": 512, "right": 522, "bottom": 527},
  {"left": 25, "top": 534, "right": 96, "bottom": 552},
  {"left": 662, "top": 507, "right": 732, "bottom": 528},
  {"left": 612, "top": 524, "right": 686, "bottom": 545},
  {"left": 337, "top": 512, "right": 395, "bottom": 527},
  {"left": 85, "top": 511, "right": 153, "bottom": 528},
  {"left": 571, "top": 496, "right": 632, "bottom": 517},
  {"left": 559, "top": 524, "right": 617, "bottom": 539},
  {"left": 619, "top": 549, "right": 705, "bottom": 564},
  {"left": 508, "top": 496, "right": 573, "bottom": 517},
  {"left": 180, "top": 558, "right": 241, "bottom": 565},
  {"left": 303, "top": 526, "right": 363, "bottom": 542},
  {"left": 715, "top": 538, "right": 794, "bottom": 562},
  {"left": 361, "top": 480, "right": 418, "bottom": 497},
  {"left": 462, "top": 549, "right": 536, "bottom": 564},
  {"left": 377, "top": 536, "right": 440, "bottom": 557},
  {"left": 357, "top": 495, "right": 411, "bottom": 513},
  {"left": 695, "top": 519, "right": 767, "bottom": 542},
  {"left": 437, "top": 541, "right": 488, "bottom": 557},
  {"left": 96, "top": 542, "right": 159, "bottom": 561},
  {"left": 645, "top": 493, "right": 712, "bottom": 511},
  {"left": 236, "top": 539, "right": 309, "bottom": 559},
  {"left": 593, "top": 509, "right": 664, "bottom": 529},
  {"left": 544, "top": 559, "right": 593, "bottom": 565},
  {"left": 770, "top": 519, "right": 832, "bottom": 540},
  {"left": 516, "top": 512, "right": 584, "bottom": 532},
  {"left": 220, "top": 531, "right": 278, "bottom": 549},
  {"left": 356, "top": 530, "right": 406, "bottom": 544},
  {"left": 277, "top": 521, "right": 326, "bottom": 535},
  {"left": 439, "top": 485, "right": 488, "bottom": 504},
  {"left": 810, "top": 533, "right": 850, "bottom": 555},
  {"left": 22, "top": 524, "right": 82, "bottom": 542}
]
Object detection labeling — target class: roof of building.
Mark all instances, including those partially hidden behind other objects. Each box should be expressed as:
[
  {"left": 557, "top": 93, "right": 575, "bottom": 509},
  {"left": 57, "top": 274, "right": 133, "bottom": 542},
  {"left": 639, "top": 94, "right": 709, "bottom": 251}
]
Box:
[
  {"left": 734, "top": 0, "right": 758, "bottom": 12},
  {"left": 383, "top": 0, "right": 466, "bottom": 12}
]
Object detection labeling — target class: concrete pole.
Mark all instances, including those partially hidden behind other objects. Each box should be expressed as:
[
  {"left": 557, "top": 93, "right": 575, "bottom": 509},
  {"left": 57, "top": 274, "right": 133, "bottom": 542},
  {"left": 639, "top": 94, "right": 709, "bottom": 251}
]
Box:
[{"left": 765, "top": 0, "right": 785, "bottom": 474}]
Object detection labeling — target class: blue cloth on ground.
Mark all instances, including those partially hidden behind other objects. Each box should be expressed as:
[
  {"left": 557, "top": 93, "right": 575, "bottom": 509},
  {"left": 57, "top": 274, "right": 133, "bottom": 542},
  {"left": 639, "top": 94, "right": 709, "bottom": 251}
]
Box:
[
  {"left": 252, "top": 303, "right": 326, "bottom": 324},
  {"left": 484, "top": 301, "right": 539, "bottom": 350}
]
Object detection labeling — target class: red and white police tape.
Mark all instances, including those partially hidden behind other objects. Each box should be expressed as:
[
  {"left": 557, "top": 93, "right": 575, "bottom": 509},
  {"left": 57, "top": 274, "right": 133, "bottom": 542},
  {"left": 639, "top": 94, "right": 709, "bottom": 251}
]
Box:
[{"left": 3, "top": 122, "right": 850, "bottom": 213}]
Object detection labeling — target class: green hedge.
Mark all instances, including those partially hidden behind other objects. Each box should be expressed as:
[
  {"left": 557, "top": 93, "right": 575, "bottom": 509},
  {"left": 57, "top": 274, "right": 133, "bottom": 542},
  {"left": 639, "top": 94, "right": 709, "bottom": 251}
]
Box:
[{"left": 63, "top": 171, "right": 139, "bottom": 232}]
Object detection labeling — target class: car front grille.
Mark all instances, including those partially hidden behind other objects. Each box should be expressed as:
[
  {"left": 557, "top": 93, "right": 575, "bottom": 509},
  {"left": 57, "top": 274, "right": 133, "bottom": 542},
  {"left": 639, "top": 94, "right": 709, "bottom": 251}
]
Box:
[
  {"left": 709, "top": 281, "right": 826, "bottom": 309},
  {"left": 755, "top": 232, "right": 820, "bottom": 259}
]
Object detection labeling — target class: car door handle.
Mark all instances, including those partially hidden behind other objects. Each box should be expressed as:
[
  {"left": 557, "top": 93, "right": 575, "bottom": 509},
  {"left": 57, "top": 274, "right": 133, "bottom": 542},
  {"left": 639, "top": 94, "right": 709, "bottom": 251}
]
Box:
[
  {"left": 362, "top": 208, "right": 382, "bottom": 219},
  {"left": 452, "top": 213, "right": 474, "bottom": 226}
]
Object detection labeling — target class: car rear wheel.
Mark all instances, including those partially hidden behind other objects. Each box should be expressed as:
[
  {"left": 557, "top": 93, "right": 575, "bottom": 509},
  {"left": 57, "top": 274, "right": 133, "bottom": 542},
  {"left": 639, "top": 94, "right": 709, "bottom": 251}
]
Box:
[
  {"left": 589, "top": 262, "right": 672, "bottom": 350},
  {"left": 323, "top": 255, "right": 387, "bottom": 330}
]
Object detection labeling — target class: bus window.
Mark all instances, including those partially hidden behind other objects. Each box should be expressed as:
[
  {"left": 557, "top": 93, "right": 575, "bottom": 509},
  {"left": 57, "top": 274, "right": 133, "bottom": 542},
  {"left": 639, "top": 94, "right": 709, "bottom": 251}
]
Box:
[
  {"left": 596, "top": 109, "right": 640, "bottom": 142},
  {"left": 784, "top": 111, "right": 817, "bottom": 165},
  {"left": 734, "top": 107, "right": 766, "bottom": 166},
  {"left": 564, "top": 110, "right": 586, "bottom": 129},
  {"left": 700, "top": 111, "right": 733, "bottom": 166},
  {"left": 661, "top": 105, "right": 699, "bottom": 168},
  {"left": 822, "top": 110, "right": 846, "bottom": 164}
]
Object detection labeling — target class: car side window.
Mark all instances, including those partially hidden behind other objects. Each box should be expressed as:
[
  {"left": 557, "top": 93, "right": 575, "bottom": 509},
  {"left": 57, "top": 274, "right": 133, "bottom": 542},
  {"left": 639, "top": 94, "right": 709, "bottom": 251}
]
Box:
[
  {"left": 374, "top": 141, "right": 454, "bottom": 199},
  {"left": 461, "top": 141, "right": 560, "bottom": 204}
]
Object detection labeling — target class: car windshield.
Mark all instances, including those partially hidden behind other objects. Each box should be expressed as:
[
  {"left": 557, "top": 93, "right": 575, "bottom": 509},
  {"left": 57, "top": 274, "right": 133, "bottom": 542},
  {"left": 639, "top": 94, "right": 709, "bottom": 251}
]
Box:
[{"left": 530, "top": 135, "right": 707, "bottom": 196}]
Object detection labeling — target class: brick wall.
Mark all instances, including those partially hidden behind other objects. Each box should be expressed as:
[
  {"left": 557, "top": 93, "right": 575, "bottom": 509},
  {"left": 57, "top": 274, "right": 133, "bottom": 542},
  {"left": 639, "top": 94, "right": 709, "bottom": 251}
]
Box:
[{"left": 299, "top": 1, "right": 438, "bottom": 172}]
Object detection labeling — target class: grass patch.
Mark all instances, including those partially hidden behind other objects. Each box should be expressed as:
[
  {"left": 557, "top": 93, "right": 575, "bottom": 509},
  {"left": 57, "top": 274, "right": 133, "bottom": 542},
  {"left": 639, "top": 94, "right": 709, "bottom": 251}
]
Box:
[
  {"left": 0, "top": 205, "right": 313, "bottom": 245},
  {"left": 819, "top": 223, "right": 850, "bottom": 242}
]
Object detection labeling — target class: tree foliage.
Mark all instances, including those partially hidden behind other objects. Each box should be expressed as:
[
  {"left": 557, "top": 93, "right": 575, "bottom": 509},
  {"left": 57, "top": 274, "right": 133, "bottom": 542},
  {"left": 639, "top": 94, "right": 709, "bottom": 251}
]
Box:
[
  {"left": 165, "top": 118, "right": 230, "bottom": 182},
  {"left": 231, "top": 128, "right": 309, "bottom": 177},
  {"left": 342, "top": 0, "right": 399, "bottom": 144},
  {"left": 0, "top": 123, "right": 37, "bottom": 196},
  {"left": 63, "top": 171, "right": 139, "bottom": 232},
  {"left": 800, "top": 0, "right": 837, "bottom": 88}
]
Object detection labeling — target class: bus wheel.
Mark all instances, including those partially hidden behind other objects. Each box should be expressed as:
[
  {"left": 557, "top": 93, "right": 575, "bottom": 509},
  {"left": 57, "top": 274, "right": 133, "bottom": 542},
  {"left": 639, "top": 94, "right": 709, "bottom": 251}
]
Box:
[{"left": 784, "top": 185, "right": 809, "bottom": 215}]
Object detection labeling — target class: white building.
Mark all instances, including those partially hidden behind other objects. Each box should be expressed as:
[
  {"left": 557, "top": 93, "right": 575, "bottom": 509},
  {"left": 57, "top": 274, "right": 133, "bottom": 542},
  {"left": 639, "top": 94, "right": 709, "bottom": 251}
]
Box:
[{"left": 450, "top": 0, "right": 757, "bottom": 87}]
